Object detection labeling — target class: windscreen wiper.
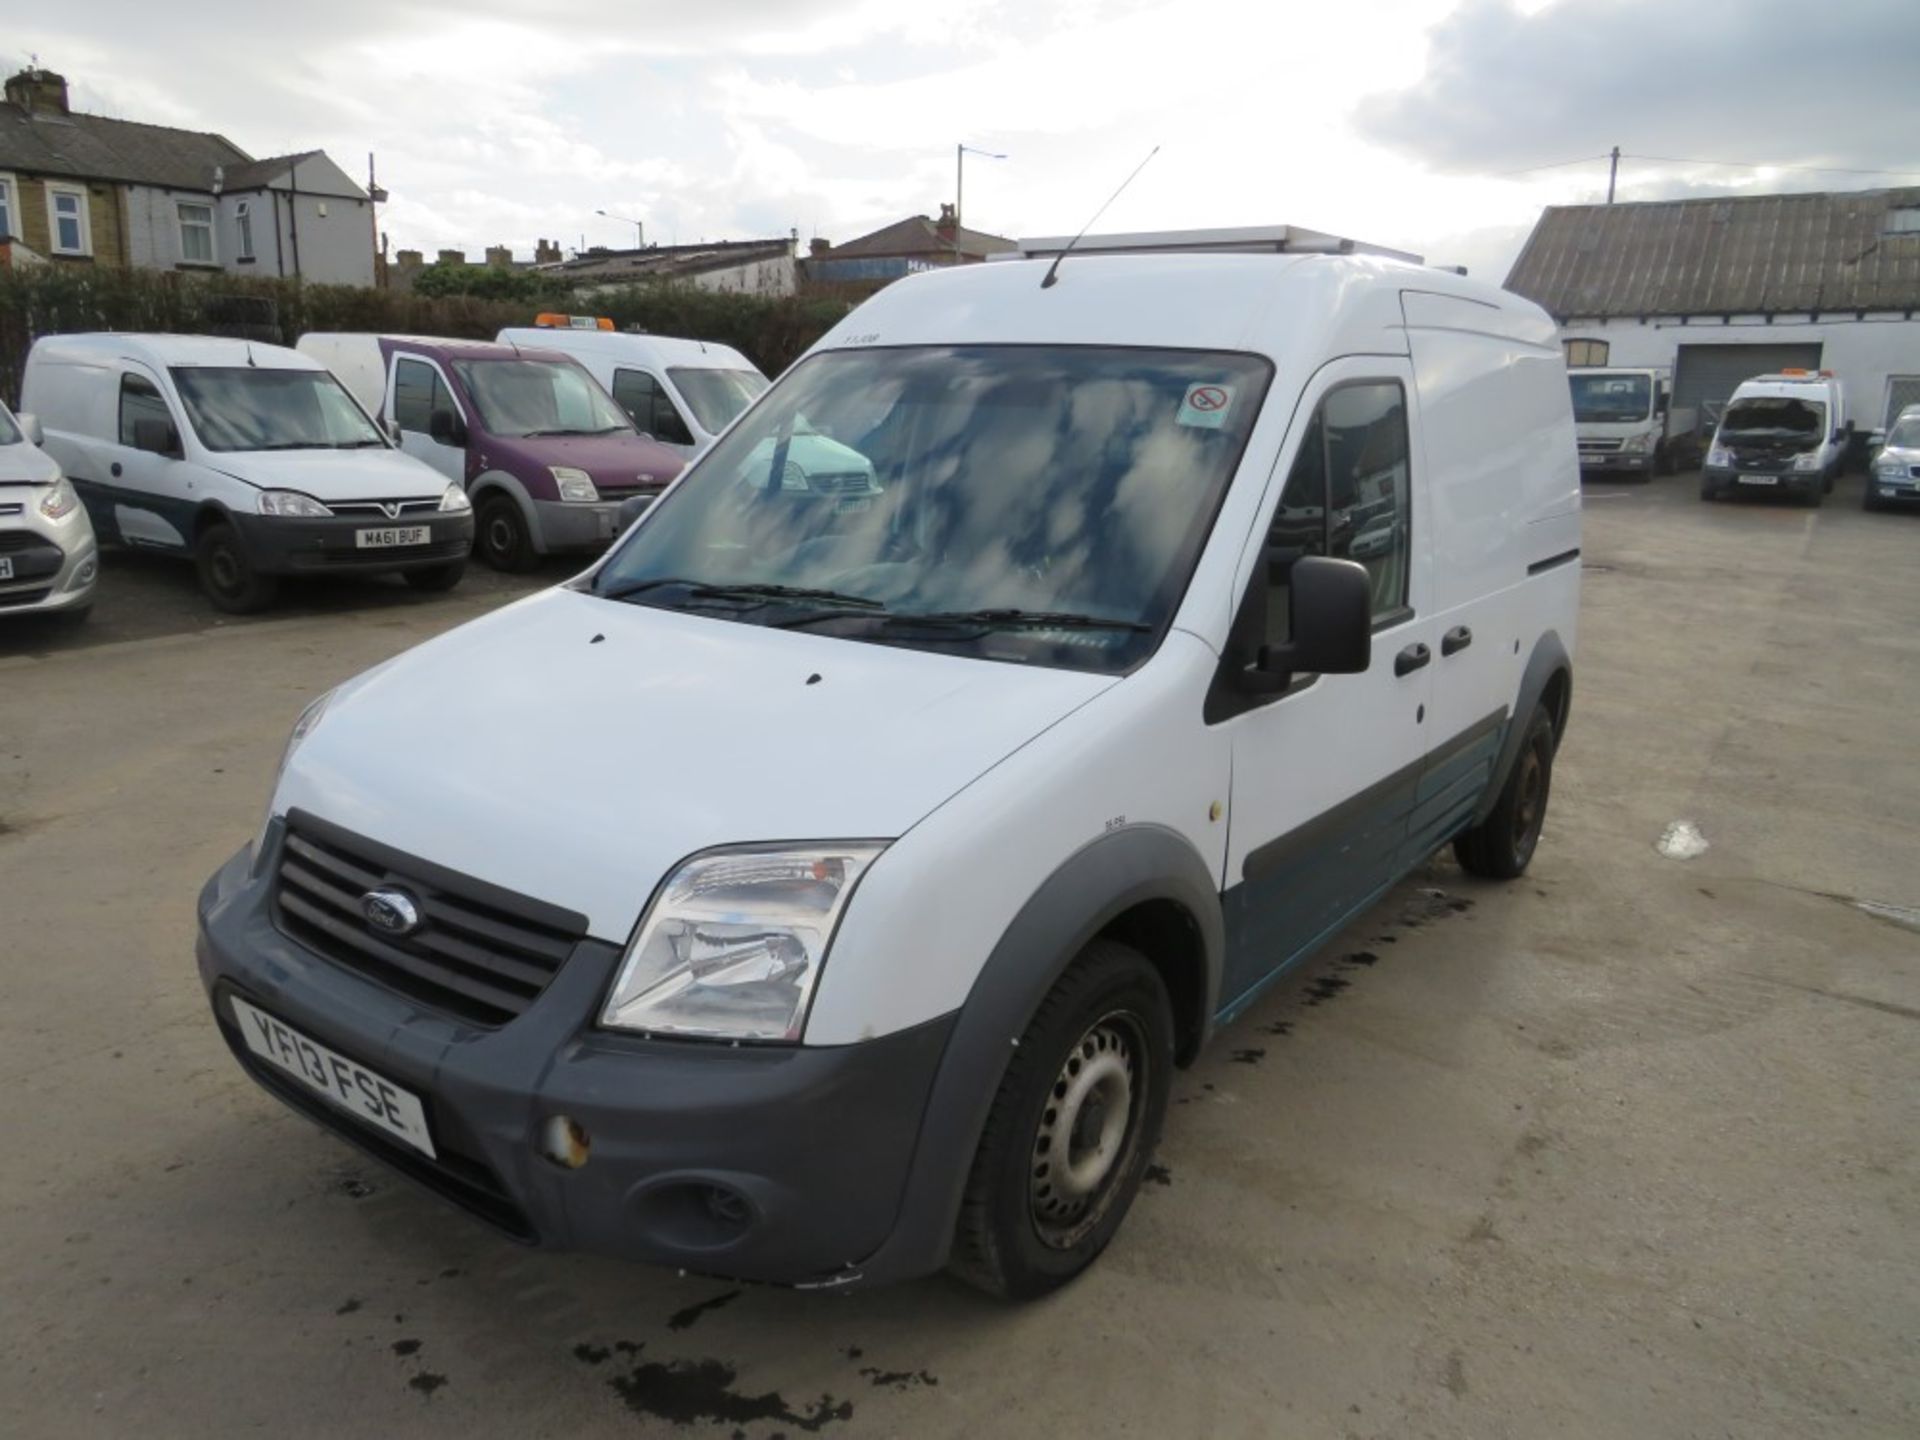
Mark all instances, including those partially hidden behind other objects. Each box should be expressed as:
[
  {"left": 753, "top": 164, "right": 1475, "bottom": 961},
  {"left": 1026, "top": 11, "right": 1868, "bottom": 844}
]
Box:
[
  {"left": 880, "top": 608, "right": 1150, "bottom": 633},
  {"left": 596, "top": 576, "right": 882, "bottom": 610}
]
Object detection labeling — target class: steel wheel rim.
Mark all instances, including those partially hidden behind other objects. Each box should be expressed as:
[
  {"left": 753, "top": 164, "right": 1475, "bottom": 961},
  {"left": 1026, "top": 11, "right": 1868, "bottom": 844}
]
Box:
[
  {"left": 1515, "top": 742, "right": 1547, "bottom": 856},
  {"left": 209, "top": 546, "right": 242, "bottom": 593},
  {"left": 1029, "top": 1012, "right": 1143, "bottom": 1248},
  {"left": 485, "top": 513, "right": 516, "bottom": 556}
]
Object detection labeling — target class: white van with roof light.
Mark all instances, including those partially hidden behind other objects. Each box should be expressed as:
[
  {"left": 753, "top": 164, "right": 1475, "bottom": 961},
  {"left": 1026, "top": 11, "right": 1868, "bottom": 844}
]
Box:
[
  {"left": 21, "top": 335, "right": 474, "bottom": 611},
  {"left": 1700, "top": 370, "right": 1849, "bottom": 505},
  {"left": 198, "top": 241, "right": 1580, "bottom": 1299}
]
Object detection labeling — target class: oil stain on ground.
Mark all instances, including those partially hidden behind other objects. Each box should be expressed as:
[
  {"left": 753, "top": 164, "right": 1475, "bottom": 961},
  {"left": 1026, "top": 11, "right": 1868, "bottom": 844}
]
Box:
[
  {"left": 408, "top": 1373, "right": 448, "bottom": 1397},
  {"left": 666, "top": 1289, "right": 743, "bottom": 1331},
  {"left": 591, "top": 1346, "right": 854, "bottom": 1432},
  {"left": 1144, "top": 1163, "right": 1173, "bottom": 1186},
  {"left": 860, "top": 1367, "right": 938, "bottom": 1391}
]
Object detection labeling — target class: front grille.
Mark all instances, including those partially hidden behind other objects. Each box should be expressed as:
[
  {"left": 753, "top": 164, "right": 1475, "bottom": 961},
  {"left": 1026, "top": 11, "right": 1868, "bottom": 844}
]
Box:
[
  {"left": 1577, "top": 438, "right": 1623, "bottom": 453},
  {"left": 0, "top": 586, "right": 52, "bottom": 608},
  {"left": 272, "top": 819, "right": 585, "bottom": 1027},
  {"left": 0, "top": 530, "right": 48, "bottom": 552},
  {"left": 0, "top": 503, "right": 22, "bottom": 517},
  {"left": 807, "top": 472, "right": 875, "bottom": 494},
  {"left": 328, "top": 498, "right": 441, "bottom": 518}
]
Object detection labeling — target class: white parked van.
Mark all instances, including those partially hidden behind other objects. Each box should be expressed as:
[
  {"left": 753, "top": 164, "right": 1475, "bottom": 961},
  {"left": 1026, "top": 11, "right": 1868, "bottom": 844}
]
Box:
[
  {"left": 1569, "top": 366, "right": 1699, "bottom": 476},
  {"left": 1700, "top": 370, "right": 1849, "bottom": 505},
  {"left": 496, "top": 321, "right": 879, "bottom": 498},
  {"left": 21, "top": 336, "right": 474, "bottom": 611},
  {"left": 0, "top": 400, "right": 98, "bottom": 622},
  {"left": 198, "top": 250, "right": 1580, "bottom": 1298}
]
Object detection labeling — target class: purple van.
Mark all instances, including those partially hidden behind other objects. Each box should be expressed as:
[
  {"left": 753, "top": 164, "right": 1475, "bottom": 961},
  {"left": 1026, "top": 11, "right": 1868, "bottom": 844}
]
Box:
[{"left": 298, "top": 334, "right": 684, "bottom": 571}]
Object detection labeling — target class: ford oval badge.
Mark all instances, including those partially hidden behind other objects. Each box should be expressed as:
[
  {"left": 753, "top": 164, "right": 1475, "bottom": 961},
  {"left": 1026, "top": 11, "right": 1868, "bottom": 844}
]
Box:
[{"left": 362, "top": 887, "right": 422, "bottom": 936}]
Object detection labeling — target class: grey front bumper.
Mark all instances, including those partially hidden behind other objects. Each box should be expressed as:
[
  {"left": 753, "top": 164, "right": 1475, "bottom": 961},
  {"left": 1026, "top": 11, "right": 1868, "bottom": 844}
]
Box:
[
  {"left": 195, "top": 836, "right": 956, "bottom": 1286},
  {"left": 529, "top": 497, "right": 650, "bottom": 555}
]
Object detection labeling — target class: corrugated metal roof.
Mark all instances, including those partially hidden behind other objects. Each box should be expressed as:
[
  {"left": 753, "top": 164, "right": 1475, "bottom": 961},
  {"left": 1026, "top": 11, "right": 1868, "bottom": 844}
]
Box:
[
  {"left": 1504, "top": 189, "right": 1920, "bottom": 318},
  {"left": 0, "top": 102, "right": 249, "bottom": 189}
]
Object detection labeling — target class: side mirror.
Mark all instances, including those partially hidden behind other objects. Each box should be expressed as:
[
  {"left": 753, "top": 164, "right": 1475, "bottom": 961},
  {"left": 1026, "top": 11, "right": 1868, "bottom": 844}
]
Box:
[
  {"left": 1655, "top": 394, "right": 1669, "bottom": 416},
  {"left": 617, "top": 494, "right": 653, "bottom": 531},
  {"left": 428, "top": 408, "right": 467, "bottom": 447},
  {"left": 1267, "top": 556, "right": 1373, "bottom": 677},
  {"left": 384, "top": 415, "right": 403, "bottom": 444},
  {"left": 133, "top": 416, "right": 181, "bottom": 457},
  {"left": 16, "top": 412, "right": 44, "bottom": 446}
]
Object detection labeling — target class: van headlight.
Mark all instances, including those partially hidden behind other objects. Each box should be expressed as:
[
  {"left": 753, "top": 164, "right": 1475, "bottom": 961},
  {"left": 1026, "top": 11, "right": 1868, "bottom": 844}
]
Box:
[
  {"left": 601, "top": 843, "right": 885, "bottom": 1042},
  {"left": 1706, "top": 444, "right": 1732, "bottom": 468},
  {"left": 258, "top": 490, "right": 333, "bottom": 518},
  {"left": 439, "top": 483, "right": 472, "bottom": 513},
  {"left": 1790, "top": 453, "right": 1822, "bottom": 472},
  {"left": 1876, "top": 456, "right": 1910, "bottom": 479},
  {"left": 37, "top": 474, "right": 79, "bottom": 521},
  {"left": 1620, "top": 433, "right": 1653, "bottom": 453},
  {"left": 255, "top": 689, "right": 333, "bottom": 866},
  {"left": 551, "top": 466, "right": 600, "bottom": 502}
]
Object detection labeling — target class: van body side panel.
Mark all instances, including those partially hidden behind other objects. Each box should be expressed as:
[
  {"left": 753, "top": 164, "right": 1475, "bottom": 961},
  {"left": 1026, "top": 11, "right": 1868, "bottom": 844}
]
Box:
[
  {"left": 1401, "top": 293, "right": 1579, "bottom": 843},
  {"left": 805, "top": 635, "right": 1227, "bottom": 1045}
]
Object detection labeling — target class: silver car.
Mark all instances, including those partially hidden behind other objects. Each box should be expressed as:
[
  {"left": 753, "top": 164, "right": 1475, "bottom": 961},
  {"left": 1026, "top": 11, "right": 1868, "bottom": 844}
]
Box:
[
  {"left": 1866, "top": 406, "right": 1920, "bottom": 512},
  {"left": 1, "top": 402, "right": 98, "bottom": 622}
]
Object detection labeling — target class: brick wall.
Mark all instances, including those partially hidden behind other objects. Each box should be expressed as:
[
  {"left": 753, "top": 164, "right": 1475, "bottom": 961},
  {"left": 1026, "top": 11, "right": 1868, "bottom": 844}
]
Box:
[{"left": 8, "top": 173, "right": 130, "bottom": 267}]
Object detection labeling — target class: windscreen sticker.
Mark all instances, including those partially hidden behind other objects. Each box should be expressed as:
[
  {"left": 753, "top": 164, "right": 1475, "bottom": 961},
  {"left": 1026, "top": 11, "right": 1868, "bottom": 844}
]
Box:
[{"left": 1177, "top": 383, "right": 1234, "bottom": 429}]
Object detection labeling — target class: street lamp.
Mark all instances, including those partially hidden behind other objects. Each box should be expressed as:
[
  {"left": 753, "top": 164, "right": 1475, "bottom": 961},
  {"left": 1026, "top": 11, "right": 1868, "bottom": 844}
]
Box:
[
  {"left": 595, "top": 209, "right": 644, "bottom": 249},
  {"left": 955, "top": 144, "right": 1007, "bottom": 262}
]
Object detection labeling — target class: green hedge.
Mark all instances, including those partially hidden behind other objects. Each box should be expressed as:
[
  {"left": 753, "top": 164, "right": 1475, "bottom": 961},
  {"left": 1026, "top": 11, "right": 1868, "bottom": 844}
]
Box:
[{"left": 0, "top": 266, "right": 855, "bottom": 407}]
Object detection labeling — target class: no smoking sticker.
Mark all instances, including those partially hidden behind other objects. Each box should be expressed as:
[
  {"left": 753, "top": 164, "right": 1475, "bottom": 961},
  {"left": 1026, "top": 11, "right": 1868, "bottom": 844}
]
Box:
[{"left": 1177, "top": 383, "right": 1234, "bottom": 429}]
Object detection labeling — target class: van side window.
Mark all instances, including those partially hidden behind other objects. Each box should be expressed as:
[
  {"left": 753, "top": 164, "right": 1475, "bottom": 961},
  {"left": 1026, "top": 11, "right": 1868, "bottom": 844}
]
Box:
[
  {"left": 119, "top": 374, "right": 172, "bottom": 447},
  {"left": 393, "top": 358, "right": 454, "bottom": 435},
  {"left": 1260, "top": 381, "right": 1411, "bottom": 646},
  {"left": 611, "top": 369, "right": 695, "bottom": 447}
]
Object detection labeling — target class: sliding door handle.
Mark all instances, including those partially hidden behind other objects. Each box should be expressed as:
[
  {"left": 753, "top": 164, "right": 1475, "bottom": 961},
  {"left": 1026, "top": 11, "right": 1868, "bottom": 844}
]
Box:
[
  {"left": 1394, "top": 642, "right": 1431, "bottom": 677},
  {"left": 1441, "top": 625, "right": 1473, "bottom": 656}
]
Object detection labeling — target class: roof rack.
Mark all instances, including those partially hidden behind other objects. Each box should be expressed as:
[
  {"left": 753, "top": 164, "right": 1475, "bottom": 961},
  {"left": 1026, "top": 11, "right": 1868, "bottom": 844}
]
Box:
[{"left": 993, "top": 224, "right": 1423, "bottom": 265}]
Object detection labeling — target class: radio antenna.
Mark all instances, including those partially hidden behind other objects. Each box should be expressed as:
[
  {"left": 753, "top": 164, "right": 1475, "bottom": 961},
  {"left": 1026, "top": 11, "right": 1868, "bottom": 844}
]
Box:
[{"left": 1040, "top": 145, "right": 1160, "bottom": 290}]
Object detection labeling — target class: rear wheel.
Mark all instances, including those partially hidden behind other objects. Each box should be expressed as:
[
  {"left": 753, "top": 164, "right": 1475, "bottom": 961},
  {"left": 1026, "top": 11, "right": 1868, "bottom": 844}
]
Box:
[
  {"left": 194, "top": 522, "right": 279, "bottom": 614},
  {"left": 476, "top": 494, "right": 535, "bottom": 572},
  {"left": 1454, "top": 706, "right": 1557, "bottom": 879},
  {"left": 1699, "top": 477, "right": 1719, "bottom": 502},
  {"left": 402, "top": 561, "right": 466, "bottom": 593},
  {"left": 949, "top": 940, "right": 1173, "bottom": 1300}
]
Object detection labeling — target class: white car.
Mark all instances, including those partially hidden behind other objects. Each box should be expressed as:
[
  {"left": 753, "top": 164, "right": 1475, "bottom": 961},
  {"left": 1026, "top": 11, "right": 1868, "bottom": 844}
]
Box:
[
  {"left": 0, "top": 401, "right": 97, "bottom": 622},
  {"left": 1865, "top": 404, "right": 1920, "bottom": 511},
  {"left": 198, "top": 247, "right": 1580, "bottom": 1299}
]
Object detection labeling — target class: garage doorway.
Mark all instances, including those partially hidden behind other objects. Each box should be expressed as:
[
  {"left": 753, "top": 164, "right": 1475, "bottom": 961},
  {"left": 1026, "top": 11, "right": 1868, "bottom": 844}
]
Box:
[{"left": 1674, "top": 342, "right": 1824, "bottom": 432}]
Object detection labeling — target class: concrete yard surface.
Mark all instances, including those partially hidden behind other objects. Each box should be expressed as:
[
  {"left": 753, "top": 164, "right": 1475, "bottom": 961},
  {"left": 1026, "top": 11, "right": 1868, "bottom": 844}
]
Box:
[{"left": 1, "top": 474, "right": 1916, "bottom": 1438}]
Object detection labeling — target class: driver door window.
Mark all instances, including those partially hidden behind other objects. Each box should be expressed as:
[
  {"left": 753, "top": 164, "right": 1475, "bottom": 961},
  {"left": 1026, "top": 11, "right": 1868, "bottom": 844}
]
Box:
[
  {"left": 393, "top": 357, "right": 454, "bottom": 436},
  {"left": 118, "top": 373, "right": 174, "bottom": 447},
  {"left": 612, "top": 369, "right": 696, "bottom": 447}
]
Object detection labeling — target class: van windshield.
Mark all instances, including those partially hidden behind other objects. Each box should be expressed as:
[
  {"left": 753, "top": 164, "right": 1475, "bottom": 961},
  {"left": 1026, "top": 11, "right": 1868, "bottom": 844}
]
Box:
[
  {"left": 452, "top": 358, "right": 634, "bottom": 438},
  {"left": 1569, "top": 373, "right": 1652, "bottom": 423},
  {"left": 668, "top": 367, "right": 770, "bottom": 434},
  {"left": 1720, "top": 397, "right": 1825, "bottom": 446},
  {"left": 170, "top": 367, "right": 386, "bottom": 452},
  {"left": 593, "top": 344, "right": 1273, "bottom": 674}
]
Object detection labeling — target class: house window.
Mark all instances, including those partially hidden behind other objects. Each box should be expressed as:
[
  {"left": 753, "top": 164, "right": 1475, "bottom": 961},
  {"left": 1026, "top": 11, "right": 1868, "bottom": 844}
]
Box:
[
  {"left": 0, "top": 174, "right": 15, "bottom": 240},
  {"left": 235, "top": 200, "right": 254, "bottom": 260},
  {"left": 47, "top": 183, "right": 91, "bottom": 256},
  {"left": 178, "top": 202, "right": 216, "bottom": 264},
  {"left": 1564, "top": 338, "right": 1610, "bottom": 367}
]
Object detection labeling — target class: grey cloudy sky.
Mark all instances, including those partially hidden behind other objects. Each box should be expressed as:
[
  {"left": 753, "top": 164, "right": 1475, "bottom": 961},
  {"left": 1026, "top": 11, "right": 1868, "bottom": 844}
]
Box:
[{"left": 13, "top": 0, "right": 1915, "bottom": 282}]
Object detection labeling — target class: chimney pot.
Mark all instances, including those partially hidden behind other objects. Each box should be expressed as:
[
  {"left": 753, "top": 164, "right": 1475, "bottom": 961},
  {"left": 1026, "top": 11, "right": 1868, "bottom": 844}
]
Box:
[
  {"left": 5, "top": 67, "right": 71, "bottom": 116},
  {"left": 436, "top": 248, "right": 467, "bottom": 266},
  {"left": 809, "top": 237, "right": 832, "bottom": 256}
]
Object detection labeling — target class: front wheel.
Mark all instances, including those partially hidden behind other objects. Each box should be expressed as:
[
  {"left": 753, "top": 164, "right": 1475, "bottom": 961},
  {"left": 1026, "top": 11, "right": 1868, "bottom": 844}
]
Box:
[
  {"left": 949, "top": 940, "right": 1173, "bottom": 1300},
  {"left": 475, "top": 495, "right": 535, "bottom": 573},
  {"left": 1454, "top": 706, "right": 1557, "bottom": 879},
  {"left": 194, "top": 522, "right": 280, "bottom": 614}
]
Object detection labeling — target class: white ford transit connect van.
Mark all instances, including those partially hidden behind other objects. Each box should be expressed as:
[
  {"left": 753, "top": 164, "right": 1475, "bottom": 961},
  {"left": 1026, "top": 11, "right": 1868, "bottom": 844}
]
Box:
[
  {"left": 22, "top": 335, "right": 475, "bottom": 611},
  {"left": 197, "top": 251, "right": 1580, "bottom": 1298}
]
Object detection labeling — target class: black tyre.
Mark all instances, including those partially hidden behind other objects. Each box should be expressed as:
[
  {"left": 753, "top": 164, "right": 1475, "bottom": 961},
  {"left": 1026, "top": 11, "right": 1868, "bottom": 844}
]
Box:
[
  {"left": 402, "top": 561, "right": 466, "bottom": 593},
  {"left": 1798, "top": 484, "right": 1825, "bottom": 509},
  {"left": 1454, "top": 706, "right": 1557, "bottom": 880},
  {"left": 476, "top": 494, "right": 535, "bottom": 573},
  {"left": 1822, "top": 467, "right": 1835, "bottom": 495},
  {"left": 194, "top": 522, "right": 280, "bottom": 614},
  {"left": 949, "top": 940, "right": 1174, "bottom": 1300},
  {"left": 1653, "top": 445, "right": 1676, "bottom": 477},
  {"left": 1699, "top": 478, "right": 1719, "bottom": 502},
  {"left": 1863, "top": 489, "right": 1883, "bottom": 513}
]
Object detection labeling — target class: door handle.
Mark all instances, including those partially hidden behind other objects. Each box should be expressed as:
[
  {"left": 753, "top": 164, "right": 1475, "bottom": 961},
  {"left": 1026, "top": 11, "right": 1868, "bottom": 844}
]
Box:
[
  {"left": 1394, "top": 642, "right": 1431, "bottom": 677},
  {"left": 110, "top": 462, "right": 122, "bottom": 478},
  {"left": 1442, "top": 625, "right": 1472, "bottom": 656}
]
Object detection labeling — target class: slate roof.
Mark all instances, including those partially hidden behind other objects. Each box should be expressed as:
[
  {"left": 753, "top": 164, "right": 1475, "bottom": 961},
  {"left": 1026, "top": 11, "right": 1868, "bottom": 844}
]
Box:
[
  {"left": 0, "top": 101, "right": 248, "bottom": 190},
  {"left": 550, "top": 238, "right": 793, "bottom": 281},
  {"left": 826, "top": 214, "right": 1015, "bottom": 261},
  {"left": 220, "top": 152, "right": 320, "bottom": 191},
  {"left": 1504, "top": 189, "right": 1920, "bottom": 318}
]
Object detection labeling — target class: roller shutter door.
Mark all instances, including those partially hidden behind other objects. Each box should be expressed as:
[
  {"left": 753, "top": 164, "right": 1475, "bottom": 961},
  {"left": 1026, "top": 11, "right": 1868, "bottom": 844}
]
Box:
[
  {"left": 1674, "top": 343, "right": 1823, "bottom": 429},
  {"left": 1884, "top": 376, "right": 1920, "bottom": 431}
]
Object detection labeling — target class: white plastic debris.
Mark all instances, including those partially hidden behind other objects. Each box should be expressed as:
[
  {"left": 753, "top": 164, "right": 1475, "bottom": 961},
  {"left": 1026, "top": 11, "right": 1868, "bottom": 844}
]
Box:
[{"left": 1656, "top": 821, "right": 1709, "bottom": 860}]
